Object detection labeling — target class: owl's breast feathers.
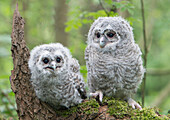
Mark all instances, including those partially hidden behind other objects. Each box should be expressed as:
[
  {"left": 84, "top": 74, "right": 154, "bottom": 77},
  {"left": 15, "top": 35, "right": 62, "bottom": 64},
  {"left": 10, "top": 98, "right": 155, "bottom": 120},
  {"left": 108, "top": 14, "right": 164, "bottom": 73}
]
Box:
[
  {"left": 32, "top": 71, "right": 86, "bottom": 109},
  {"left": 85, "top": 44, "right": 144, "bottom": 96}
]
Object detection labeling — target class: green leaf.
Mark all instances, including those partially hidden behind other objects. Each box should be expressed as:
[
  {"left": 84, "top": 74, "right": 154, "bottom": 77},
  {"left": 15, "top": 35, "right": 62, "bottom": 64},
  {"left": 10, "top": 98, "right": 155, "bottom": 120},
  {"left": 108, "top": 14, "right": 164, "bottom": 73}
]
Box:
[
  {"left": 85, "top": 10, "right": 108, "bottom": 19},
  {"left": 65, "top": 26, "right": 72, "bottom": 32},
  {"left": 109, "top": 11, "right": 118, "bottom": 17},
  {"left": 126, "top": 17, "right": 136, "bottom": 26},
  {"left": 104, "top": 0, "right": 113, "bottom": 5},
  {"left": 82, "top": 19, "right": 92, "bottom": 24}
]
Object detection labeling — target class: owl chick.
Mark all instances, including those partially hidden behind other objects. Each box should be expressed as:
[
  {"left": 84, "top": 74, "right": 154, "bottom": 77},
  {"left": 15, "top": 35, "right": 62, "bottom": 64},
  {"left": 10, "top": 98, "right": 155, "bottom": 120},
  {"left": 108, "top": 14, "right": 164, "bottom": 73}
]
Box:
[
  {"left": 28, "top": 43, "right": 86, "bottom": 109},
  {"left": 85, "top": 17, "right": 144, "bottom": 110}
]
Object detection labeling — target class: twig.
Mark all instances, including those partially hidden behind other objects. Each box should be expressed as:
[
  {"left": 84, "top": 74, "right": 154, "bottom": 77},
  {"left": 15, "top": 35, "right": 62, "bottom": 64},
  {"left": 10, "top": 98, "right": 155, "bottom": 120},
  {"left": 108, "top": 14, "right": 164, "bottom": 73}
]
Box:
[
  {"left": 140, "top": 0, "right": 147, "bottom": 108},
  {"left": 99, "top": 0, "right": 110, "bottom": 16},
  {"left": 147, "top": 69, "right": 170, "bottom": 76}
]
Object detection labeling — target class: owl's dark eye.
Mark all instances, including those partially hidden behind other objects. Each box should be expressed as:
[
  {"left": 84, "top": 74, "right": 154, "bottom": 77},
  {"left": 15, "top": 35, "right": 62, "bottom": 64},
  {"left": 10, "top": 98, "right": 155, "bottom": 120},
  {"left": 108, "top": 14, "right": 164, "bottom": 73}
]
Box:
[
  {"left": 107, "top": 32, "right": 115, "bottom": 38},
  {"left": 56, "top": 57, "right": 61, "bottom": 63},
  {"left": 43, "top": 58, "right": 49, "bottom": 64},
  {"left": 96, "top": 32, "right": 100, "bottom": 38}
]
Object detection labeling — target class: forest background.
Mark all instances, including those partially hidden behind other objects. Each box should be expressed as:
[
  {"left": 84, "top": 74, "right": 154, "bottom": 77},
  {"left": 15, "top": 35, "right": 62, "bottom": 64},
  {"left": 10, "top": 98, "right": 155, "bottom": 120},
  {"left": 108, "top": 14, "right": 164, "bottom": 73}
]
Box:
[{"left": 0, "top": 0, "right": 170, "bottom": 119}]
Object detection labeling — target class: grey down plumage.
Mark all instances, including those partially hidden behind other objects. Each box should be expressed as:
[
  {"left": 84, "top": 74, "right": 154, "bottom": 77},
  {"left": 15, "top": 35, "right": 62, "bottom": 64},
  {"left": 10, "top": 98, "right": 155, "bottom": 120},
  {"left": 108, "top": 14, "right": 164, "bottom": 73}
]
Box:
[
  {"left": 28, "top": 43, "right": 86, "bottom": 109},
  {"left": 85, "top": 17, "right": 145, "bottom": 109}
]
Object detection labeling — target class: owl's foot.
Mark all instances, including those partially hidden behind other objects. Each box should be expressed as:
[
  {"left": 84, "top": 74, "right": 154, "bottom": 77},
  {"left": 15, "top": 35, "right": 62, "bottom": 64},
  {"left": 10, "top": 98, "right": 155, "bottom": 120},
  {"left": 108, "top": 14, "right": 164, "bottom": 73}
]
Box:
[
  {"left": 89, "top": 90, "right": 103, "bottom": 103},
  {"left": 127, "top": 98, "right": 142, "bottom": 110}
]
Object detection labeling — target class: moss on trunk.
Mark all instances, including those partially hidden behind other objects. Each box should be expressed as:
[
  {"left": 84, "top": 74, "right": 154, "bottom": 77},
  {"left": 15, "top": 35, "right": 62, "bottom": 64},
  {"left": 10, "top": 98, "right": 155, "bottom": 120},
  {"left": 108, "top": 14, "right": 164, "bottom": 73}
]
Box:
[{"left": 54, "top": 97, "right": 169, "bottom": 119}]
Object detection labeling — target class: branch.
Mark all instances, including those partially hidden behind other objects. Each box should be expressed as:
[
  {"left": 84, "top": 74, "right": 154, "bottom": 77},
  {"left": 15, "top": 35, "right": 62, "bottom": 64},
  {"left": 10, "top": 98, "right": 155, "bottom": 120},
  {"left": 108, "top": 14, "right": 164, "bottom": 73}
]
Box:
[
  {"left": 99, "top": 0, "right": 110, "bottom": 16},
  {"left": 140, "top": 0, "right": 147, "bottom": 108},
  {"left": 147, "top": 69, "right": 170, "bottom": 76}
]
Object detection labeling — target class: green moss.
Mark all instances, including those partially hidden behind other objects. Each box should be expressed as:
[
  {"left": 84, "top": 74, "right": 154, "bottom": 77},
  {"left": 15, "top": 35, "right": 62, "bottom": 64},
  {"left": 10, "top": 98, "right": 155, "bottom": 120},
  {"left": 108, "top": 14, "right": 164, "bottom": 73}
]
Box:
[
  {"left": 130, "top": 108, "right": 167, "bottom": 120},
  {"left": 106, "top": 97, "right": 131, "bottom": 118},
  {"left": 55, "top": 97, "right": 169, "bottom": 119},
  {"left": 104, "top": 97, "right": 169, "bottom": 120},
  {"left": 56, "top": 99, "right": 99, "bottom": 117},
  {"left": 78, "top": 99, "right": 100, "bottom": 115},
  {"left": 55, "top": 106, "right": 77, "bottom": 117}
]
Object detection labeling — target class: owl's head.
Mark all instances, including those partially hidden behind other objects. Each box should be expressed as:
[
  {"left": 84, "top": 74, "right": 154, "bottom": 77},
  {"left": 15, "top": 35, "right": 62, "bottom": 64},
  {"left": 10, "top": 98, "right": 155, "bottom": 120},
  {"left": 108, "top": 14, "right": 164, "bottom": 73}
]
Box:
[
  {"left": 88, "top": 16, "right": 134, "bottom": 51},
  {"left": 29, "top": 43, "right": 71, "bottom": 76}
]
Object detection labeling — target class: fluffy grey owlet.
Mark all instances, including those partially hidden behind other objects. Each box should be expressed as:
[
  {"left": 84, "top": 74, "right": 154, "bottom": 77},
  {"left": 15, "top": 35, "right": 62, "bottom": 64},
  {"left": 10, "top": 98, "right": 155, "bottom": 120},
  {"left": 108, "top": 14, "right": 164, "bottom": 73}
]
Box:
[
  {"left": 85, "top": 17, "right": 145, "bottom": 110},
  {"left": 28, "top": 43, "right": 87, "bottom": 109}
]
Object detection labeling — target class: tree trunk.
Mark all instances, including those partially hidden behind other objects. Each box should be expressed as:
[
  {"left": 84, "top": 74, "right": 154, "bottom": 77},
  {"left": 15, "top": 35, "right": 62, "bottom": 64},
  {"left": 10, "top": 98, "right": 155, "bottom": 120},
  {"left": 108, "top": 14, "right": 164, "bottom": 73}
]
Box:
[{"left": 54, "top": 0, "right": 68, "bottom": 46}]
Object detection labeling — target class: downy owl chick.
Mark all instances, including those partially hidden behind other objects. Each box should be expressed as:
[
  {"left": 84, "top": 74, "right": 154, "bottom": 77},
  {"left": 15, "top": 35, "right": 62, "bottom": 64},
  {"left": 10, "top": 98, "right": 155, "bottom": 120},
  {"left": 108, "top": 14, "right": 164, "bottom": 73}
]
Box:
[
  {"left": 28, "top": 43, "right": 86, "bottom": 109},
  {"left": 85, "top": 17, "right": 144, "bottom": 109}
]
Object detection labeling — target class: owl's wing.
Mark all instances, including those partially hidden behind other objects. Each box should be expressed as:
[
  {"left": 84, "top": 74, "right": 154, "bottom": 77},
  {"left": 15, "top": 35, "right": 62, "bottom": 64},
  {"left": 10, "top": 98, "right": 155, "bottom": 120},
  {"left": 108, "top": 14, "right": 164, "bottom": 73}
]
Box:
[
  {"left": 69, "top": 58, "right": 87, "bottom": 99},
  {"left": 69, "top": 58, "right": 80, "bottom": 73},
  {"left": 85, "top": 45, "right": 96, "bottom": 93}
]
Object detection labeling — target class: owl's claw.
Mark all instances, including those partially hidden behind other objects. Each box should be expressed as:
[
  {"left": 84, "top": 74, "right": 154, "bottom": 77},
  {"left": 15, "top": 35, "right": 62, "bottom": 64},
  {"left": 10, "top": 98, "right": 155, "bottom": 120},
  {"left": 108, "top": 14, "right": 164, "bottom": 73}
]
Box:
[
  {"left": 128, "top": 98, "right": 142, "bottom": 110},
  {"left": 89, "top": 91, "right": 103, "bottom": 103}
]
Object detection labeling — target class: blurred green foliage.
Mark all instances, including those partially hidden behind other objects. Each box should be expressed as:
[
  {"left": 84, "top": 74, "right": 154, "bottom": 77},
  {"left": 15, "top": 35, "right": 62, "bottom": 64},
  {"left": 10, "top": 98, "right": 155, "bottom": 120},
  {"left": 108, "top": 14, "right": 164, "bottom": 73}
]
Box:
[
  {"left": 0, "top": 0, "right": 170, "bottom": 119},
  {"left": 65, "top": 0, "right": 135, "bottom": 32}
]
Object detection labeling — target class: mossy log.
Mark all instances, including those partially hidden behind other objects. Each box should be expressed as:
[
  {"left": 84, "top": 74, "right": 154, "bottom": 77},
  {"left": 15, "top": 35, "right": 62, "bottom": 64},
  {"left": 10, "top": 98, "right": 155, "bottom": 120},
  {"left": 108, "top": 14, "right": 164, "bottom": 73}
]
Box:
[{"left": 10, "top": 4, "right": 169, "bottom": 120}]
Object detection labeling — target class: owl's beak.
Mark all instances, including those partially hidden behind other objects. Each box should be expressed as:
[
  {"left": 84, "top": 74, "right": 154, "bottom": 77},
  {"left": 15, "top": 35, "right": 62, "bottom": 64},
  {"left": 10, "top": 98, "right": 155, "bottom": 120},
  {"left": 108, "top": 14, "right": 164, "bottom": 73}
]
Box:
[
  {"left": 51, "top": 61, "right": 57, "bottom": 70},
  {"left": 45, "top": 66, "right": 54, "bottom": 71},
  {"left": 100, "top": 37, "right": 106, "bottom": 48},
  {"left": 45, "top": 65, "right": 61, "bottom": 71}
]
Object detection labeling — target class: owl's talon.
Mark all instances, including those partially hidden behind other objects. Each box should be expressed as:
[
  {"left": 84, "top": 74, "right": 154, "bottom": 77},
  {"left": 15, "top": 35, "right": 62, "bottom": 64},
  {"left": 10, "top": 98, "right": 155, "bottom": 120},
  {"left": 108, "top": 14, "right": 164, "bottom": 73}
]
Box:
[
  {"left": 128, "top": 98, "right": 142, "bottom": 110},
  {"left": 89, "top": 91, "right": 103, "bottom": 103}
]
